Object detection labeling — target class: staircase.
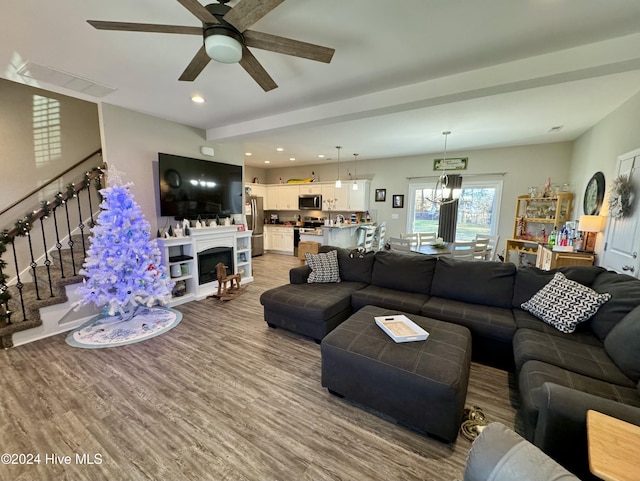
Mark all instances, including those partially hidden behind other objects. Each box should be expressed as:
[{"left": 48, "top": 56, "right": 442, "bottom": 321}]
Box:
[{"left": 0, "top": 155, "right": 105, "bottom": 348}]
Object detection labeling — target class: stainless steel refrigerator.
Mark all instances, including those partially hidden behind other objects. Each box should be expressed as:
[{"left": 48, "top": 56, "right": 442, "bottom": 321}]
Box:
[{"left": 247, "top": 196, "right": 264, "bottom": 256}]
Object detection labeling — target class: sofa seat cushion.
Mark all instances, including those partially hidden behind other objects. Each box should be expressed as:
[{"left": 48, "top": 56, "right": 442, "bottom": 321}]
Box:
[
  {"left": 421, "top": 297, "right": 516, "bottom": 342},
  {"left": 513, "top": 309, "right": 602, "bottom": 347},
  {"left": 518, "top": 360, "right": 640, "bottom": 438},
  {"left": 351, "top": 285, "right": 429, "bottom": 314},
  {"left": 431, "top": 258, "right": 516, "bottom": 308},
  {"left": 513, "top": 329, "right": 635, "bottom": 387},
  {"left": 260, "top": 281, "right": 367, "bottom": 322},
  {"left": 371, "top": 250, "right": 437, "bottom": 295},
  {"left": 589, "top": 271, "right": 640, "bottom": 341}
]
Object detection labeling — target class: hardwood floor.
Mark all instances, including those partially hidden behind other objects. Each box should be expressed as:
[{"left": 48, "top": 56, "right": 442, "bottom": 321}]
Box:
[{"left": 0, "top": 253, "right": 519, "bottom": 481}]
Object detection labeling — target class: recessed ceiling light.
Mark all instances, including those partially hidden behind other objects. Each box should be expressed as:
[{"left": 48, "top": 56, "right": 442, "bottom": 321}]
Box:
[
  {"left": 318, "top": 154, "right": 325, "bottom": 158},
  {"left": 245, "top": 152, "right": 252, "bottom": 156},
  {"left": 264, "top": 160, "right": 270, "bottom": 164},
  {"left": 289, "top": 157, "right": 295, "bottom": 161},
  {"left": 276, "top": 147, "right": 284, "bottom": 152},
  {"left": 548, "top": 125, "right": 564, "bottom": 133},
  {"left": 191, "top": 95, "right": 205, "bottom": 103}
]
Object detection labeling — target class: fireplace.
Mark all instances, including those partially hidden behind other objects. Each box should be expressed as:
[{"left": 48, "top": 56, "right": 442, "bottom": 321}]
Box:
[{"left": 198, "top": 247, "right": 233, "bottom": 285}]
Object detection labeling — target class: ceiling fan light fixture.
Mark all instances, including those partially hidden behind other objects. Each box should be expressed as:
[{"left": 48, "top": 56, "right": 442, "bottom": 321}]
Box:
[{"left": 204, "top": 27, "right": 243, "bottom": 64}]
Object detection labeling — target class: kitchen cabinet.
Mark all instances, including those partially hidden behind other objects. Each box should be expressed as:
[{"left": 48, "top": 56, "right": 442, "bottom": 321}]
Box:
[
  {"left": 277, "top": 185, "right": 299, "bottom": 210},
  {"left": 348, "top": 180, "right": 371, "bottom": 211},
  {"left": 299, "top": 184, "right": 322, "bottom": 195},
  {"left": 264, "top": 225, "right": 294, "bottom": 254},
  {"left": 333, "top": 180, "right": 371, "bottom": 211},
  {"left": 536, "top": 245, "right": 595, "bottom": 270},
  {"left": 245, "top": 183, "right": 267, "bottom": 203},
  {"left": 265, "top": 184, "right": 299, "bottom": 210}
]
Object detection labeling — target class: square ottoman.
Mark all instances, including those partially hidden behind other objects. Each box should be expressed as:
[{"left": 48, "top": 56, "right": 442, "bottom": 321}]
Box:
[{"left": 321, "top": 305, "right": 472, "bottom": 442}]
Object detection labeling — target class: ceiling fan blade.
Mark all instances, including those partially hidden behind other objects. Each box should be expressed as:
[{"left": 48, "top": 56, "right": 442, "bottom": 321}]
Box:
[
  {"left": 239, "top": 47, "right": 278, "bottom": 92},
  {"left": 87, "top": 20, "right": 202, "bottom": 35},
  {"left": 176, "top": 0, "right": 219, "bottom": 24},
  {"left": 244, "top": 30, "right": 334, "bottom": 63},
  {"left": 223, "top": 0, "right": 286, "bottom": 33},
  {"left": 179, "top": 46, "right": 211, "bottom": 81}
]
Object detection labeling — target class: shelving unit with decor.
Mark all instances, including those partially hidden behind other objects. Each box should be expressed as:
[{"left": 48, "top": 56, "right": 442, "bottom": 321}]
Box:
[
  {"left": 157, "top": 237, "right": 196, "bottom": 307},
  {"left": 235, "top": 231, "right": 253, "bottom": 282},
  {"left": 505, "top": 192, "right": 574, "bottom": 267}
]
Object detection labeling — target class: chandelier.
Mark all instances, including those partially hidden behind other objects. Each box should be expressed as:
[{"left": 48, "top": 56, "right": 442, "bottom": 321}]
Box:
[
  {"left": 335, "top": 146, "right": 342, "bottom": 188},
  {"left": 426, "top": 131, "right": 462, "bottom": 205},
  {"left": 352, "top": 153, "right": 359, "bottom": 190}
]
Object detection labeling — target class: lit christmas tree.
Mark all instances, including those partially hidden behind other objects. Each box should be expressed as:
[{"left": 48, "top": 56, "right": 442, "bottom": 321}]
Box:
[{"left": 75, "top": 167, "right": 173, "bottom": 319}]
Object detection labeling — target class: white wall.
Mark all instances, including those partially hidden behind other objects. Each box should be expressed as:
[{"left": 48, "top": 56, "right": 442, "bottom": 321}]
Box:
[
  {"left": 569, "top": 90, "right": 640, "bottom": 258},
  {"left": 262, "top": 142, "right": 573, "bottom": 255},
  {"left": 99, "top": 103, "right": 244, "bottom": 234}
]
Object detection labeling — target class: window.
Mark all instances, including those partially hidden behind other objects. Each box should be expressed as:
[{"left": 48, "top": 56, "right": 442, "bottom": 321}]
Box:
[
  {"left": 407, "top": 179, "right": 502, "bottom": 240},
  {"left": 32, "top": 95, "right": 61, "bottom": 165}
]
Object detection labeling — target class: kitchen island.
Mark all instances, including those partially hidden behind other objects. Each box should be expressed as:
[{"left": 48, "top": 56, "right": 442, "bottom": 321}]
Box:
[{"left": 321, "top": 223, "right": 374, "bottom": 249}]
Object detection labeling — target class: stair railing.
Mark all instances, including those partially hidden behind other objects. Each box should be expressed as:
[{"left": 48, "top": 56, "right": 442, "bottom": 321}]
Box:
[{"left": 0, "top": 156, "right": 106, "bottom": 325}]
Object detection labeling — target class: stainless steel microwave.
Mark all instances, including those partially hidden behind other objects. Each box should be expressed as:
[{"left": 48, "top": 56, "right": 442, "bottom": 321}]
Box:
[{"left": 299, "top": 194, "right": 322, "bottom": 210}]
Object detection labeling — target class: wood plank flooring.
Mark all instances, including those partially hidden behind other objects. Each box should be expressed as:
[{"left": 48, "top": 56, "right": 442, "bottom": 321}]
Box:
[{"left": 0, "top": 253, "right": 519, "bottom": 481}]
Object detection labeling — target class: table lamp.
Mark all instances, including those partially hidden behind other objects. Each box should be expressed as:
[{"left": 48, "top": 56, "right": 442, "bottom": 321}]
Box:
[{"left": 578, "top": 215, "right": 604, "bottom": 252}]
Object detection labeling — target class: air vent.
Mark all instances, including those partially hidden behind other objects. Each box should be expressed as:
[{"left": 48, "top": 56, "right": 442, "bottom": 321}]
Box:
[{"left": 17, "top": 62, "right": 116, "bottom": 98}]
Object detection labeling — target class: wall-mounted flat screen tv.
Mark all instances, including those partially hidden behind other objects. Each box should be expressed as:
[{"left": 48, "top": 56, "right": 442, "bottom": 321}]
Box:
[{"left": 158, "top": 153, "right": 243, "bottom": 218}]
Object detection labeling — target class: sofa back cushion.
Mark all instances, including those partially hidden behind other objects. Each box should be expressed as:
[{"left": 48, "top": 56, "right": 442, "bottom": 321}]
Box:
[
  {"left": 431, "top": 257, "right": 516, "bottom": 308},
  {"left": 512, "top": 266, "right": 605, "bottom": 308},
  {"left": 604, "top": 305, "right": 640, "bottom": 383},
  {"left": 337, "top": 248, "right": 375, "bottom": 283},
  {"left": 371, "top": 250, "right": 436, "bottom": 295},
  {"left": 590, "top": 271, "right": 640, "bottom": 341}
]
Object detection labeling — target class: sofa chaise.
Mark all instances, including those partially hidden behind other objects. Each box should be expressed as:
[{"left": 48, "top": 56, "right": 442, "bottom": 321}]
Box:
[{"left": 259, "top": 246, "right": 640, "bottom": 479}]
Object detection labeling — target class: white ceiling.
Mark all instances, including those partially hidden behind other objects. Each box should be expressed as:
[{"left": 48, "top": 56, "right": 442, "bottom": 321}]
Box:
[{"left": 3, "top": 0, "right": 640, "bottom": 168}]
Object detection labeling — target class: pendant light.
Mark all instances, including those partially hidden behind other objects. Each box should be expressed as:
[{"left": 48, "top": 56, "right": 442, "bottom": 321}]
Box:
[
  {"left": 352, "top": 153, "right": 359, "bottom": 190},
  {"left": 335, "top": 146, "right": 342, "bottom": 188},
  {"left": 426, "top": 131, "right": 462, "bottom": 205}
]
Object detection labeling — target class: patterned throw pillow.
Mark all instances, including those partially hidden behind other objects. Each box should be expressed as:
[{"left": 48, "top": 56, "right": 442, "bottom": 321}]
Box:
[
  {"left": 305, "top": 250, "right": 341, "bottom": 283},
  {"left": 521, "top": 272, "right": 611, "bottom": 333}
]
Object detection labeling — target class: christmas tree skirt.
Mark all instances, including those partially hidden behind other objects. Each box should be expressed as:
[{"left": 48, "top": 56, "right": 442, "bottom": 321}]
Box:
[{"left": 66, "top": 306, "right": 182, "bottom": 349}]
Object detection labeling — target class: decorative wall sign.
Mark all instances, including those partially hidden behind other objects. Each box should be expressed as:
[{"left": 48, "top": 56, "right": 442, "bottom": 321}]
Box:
[{"left": 433, "top": 157, "right": 468, "bottom": 171}]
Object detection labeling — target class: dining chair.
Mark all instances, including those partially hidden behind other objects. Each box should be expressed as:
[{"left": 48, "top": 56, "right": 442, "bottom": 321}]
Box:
[
  {"left": 388, "top": 237, "right": 411, "bottom": 252},
  {"left": 476, "top": 234, "right": 500, "bottom": 261},
  {"left": 451, "top": 241, "right": 477, "bottom": 261},
  {"left": 418, "top": 232, "right": 438, "bottom": 246},
  {"left": 372, "top": 222, "right": 387, "bottom": 251},
  {"left": 473, "top": 237, "right": 490, "bottom": 260},
  {"left": 363, "top": 225, "right": 376, "bottom": 252},
  {"left": 400, "top": 232, "right": 420, "bottom": 246}
]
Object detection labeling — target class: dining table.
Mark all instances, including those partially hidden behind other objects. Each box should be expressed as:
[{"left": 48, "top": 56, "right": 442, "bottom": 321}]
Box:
[{"left": 411, "top": 244, "right": 454, "bottom": 256}]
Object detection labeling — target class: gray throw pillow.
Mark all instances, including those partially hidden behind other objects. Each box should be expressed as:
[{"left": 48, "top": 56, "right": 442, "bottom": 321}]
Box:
[
  {"left": 521, "top": 272, "right": 611, "bottom": 334},
  {"left": 305, "top": 250, "right": 341, "bottom": 283},
  {"left": 604, "top": 305, "right": 640, "bottom": 383}
]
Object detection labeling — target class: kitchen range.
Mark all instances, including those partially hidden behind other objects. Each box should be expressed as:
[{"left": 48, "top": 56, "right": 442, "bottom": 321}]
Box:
[{"left": 297, "top": 217, "right": 324, "bottom": 255}]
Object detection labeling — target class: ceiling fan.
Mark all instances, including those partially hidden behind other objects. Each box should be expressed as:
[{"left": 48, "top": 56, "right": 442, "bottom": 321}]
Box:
[{"left": 87, "top": 0, "right": 335, "bottom": 92}]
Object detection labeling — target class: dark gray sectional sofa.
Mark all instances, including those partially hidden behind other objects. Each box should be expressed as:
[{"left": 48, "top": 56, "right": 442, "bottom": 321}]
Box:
[{"left": 259, "top": 246, "right": 640, "bottom": 480}]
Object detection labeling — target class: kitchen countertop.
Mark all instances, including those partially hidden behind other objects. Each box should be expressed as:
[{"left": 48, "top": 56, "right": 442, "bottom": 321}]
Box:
[{"left": 322, "top": 222, "right": 374, "bottom": 229}]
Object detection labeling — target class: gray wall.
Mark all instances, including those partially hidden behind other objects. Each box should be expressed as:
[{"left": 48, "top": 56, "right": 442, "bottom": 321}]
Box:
[
  {"left": 0, "top": 78, "right": 100, "bottom": 219},
  {"left": 99, "top": 103, "right": 244, "bottom": 234},
  {"left": 569, "top": 90, "right": 640, "bottom": 256}
]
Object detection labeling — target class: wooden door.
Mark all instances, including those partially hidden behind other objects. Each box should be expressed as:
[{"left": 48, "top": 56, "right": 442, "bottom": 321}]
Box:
[{"left": 602, "top": 149, "right": 640, "bottom": 277}]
